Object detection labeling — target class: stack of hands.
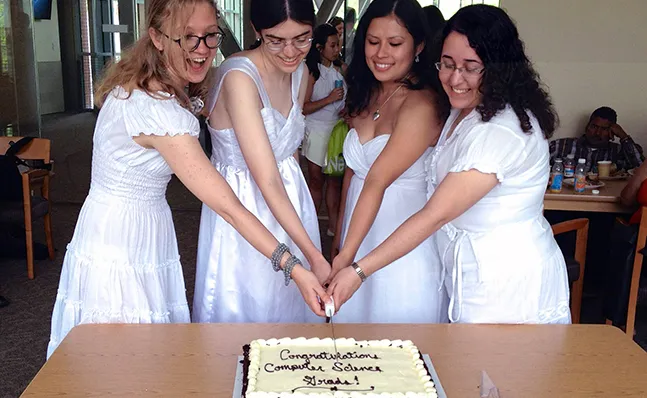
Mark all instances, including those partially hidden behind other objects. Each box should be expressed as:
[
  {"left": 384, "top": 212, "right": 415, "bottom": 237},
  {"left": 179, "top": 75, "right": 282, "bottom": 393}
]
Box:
[{"left": 291, "top": 248, "right": 363, "bottom": 318}]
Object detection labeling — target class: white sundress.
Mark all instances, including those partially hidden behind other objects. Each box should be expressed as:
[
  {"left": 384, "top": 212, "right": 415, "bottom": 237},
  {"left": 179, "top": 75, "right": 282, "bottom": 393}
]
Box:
[
  {"left": 427, "top": 106, "right": 571, "bottom": 324},
  {"left": 192, "top": 57, "right": 321, "bottom": 323},
  {"left": 333, "top": 129, "right": 449, "bottom": 323},
  {"left": 47, "top": 87, "right": 196, "bottom": 358}
]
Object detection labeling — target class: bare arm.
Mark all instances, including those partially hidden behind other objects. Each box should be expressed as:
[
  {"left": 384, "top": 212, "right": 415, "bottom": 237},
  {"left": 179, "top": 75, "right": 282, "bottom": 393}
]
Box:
[
  {"left": 356, "top": 171, "right": 498, "bottom": 277},
  {"left": 333, "top": 95, "right": 441, "bottom": 271},
  {"left": 218, "top": 71, "right": 326, "bottom": 271},
  {"left": 134, "top": 132, "right": 329, "bottom": 316},
  {"left": 621, "top": 161, "right": 647, "bottom": 206},
  {"left": 331, "top": 166, "right": 354, "bottom": 259}
]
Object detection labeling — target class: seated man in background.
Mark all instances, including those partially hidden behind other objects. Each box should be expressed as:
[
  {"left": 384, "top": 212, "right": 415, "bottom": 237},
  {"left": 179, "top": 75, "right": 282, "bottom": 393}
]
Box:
[{"left": 550, "top": 106, "right": 644, "bottom": 171}]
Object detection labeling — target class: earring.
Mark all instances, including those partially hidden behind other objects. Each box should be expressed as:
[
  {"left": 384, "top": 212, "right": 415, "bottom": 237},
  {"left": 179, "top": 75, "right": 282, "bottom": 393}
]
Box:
[{"left": 415, "top": 55, "right": 420, "bottom": 63}]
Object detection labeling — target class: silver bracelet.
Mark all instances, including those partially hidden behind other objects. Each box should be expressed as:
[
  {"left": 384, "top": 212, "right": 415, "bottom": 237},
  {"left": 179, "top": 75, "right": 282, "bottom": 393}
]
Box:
[
  {"left": 282, "top": 255, "right": 302, "bottom": 286},
  {"left": 271, "top": 243, "right": 290, "bottom": 272},
  {"left": 351, "top": 262, "right": 367, "bottom": 282}
]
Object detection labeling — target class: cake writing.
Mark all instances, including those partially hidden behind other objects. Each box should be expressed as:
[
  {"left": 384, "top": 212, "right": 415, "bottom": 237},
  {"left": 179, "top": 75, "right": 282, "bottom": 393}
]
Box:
[
  {"left": 279, "top": 349, "right": 380, "bottom": 361},
  {"left": 291, "top": 375, "right": 375, "bottom": 393}
]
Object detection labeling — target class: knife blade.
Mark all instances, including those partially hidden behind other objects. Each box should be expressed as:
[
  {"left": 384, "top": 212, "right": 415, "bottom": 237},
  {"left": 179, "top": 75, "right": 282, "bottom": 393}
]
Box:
[{"left": 325, "top": 298, "right": 338, "bottom": 358}]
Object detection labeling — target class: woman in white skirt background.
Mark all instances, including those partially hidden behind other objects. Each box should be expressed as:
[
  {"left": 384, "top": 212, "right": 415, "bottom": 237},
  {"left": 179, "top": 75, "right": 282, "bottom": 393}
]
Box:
[{"left": 303, "top": 23, "right": 346, "bottom": 238}]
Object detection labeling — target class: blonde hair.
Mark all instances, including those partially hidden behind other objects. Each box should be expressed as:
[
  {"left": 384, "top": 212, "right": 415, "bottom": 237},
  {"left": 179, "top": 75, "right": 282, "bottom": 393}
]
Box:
[{"left": 94, "top": 0, "right": 218, "bottom": 109}]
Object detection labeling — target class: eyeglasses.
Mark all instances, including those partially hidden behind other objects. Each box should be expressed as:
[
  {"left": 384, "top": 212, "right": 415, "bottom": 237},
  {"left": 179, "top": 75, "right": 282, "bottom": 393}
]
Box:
[
  {"left": 161, "top": 29, "right": 225, "bottom": 52},
  {"left": 263, "top": 35, "right": 313, "bottom": 52},
  {"left": 435, "top": 61, "right": 484, "bottom": 77}
]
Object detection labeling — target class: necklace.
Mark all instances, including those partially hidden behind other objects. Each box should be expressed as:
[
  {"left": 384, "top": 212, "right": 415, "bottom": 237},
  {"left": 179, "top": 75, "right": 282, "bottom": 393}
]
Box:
[{"left": 372, "top": 80, "right": 406, "bottom": 121}]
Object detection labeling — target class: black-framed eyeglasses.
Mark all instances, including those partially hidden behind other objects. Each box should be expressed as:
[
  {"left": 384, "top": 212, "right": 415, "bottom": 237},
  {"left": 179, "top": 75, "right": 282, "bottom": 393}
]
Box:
[{"left": 160, "top": 29, "right": 225, "bottom": 52}]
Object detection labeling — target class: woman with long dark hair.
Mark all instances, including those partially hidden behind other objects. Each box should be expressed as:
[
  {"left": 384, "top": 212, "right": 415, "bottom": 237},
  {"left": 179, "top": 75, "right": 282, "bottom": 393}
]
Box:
[
  {"left": 194, "top": 0, "right": 331, "bottom": 323},
  {"left": 327, "top": 4, "right": 570, "bottom": 325},
  {"left": 327, "top": 0, "right": 448, "bottom": 323},
  {"left": 303, "top": 23, "right": 346, "bottom": 239}
]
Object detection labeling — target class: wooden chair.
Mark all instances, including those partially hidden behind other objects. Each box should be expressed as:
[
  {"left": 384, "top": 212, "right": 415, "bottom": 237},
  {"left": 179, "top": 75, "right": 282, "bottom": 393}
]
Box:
[
  {"left": 604, "top": 207, "right": 647, "bottom": 336},
  {"left": 552, "top": 218, "right": 589, "bottom": 324},
  {"left": 0, "top": 137, "right": 55, "bottom": 279}
]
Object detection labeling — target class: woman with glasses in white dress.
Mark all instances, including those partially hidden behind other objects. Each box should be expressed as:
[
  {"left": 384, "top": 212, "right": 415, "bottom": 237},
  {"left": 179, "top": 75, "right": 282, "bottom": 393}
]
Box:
[{"left": 193, "top": 0, "right": 331, "bottom": 323}]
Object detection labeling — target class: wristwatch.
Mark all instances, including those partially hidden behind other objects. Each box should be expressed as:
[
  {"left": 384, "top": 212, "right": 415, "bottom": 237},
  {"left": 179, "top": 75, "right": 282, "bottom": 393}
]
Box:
[{"left": 351, "top": 262, "right": 367, "bottom": 282}]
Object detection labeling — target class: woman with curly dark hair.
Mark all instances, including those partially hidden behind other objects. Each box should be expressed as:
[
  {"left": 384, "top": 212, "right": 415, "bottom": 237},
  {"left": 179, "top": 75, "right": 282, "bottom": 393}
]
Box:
[{"left": 326, "top": 4, "right": 571, "bottom": 325}]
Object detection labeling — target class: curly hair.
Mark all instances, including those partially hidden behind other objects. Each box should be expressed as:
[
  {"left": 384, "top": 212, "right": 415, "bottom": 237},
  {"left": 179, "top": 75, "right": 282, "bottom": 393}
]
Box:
[
  {"left": 345, "top": 0, "right": 447, "bottom": 119},
  {"left": 442, "top": 5, "right": 558, "bottom": 138}
]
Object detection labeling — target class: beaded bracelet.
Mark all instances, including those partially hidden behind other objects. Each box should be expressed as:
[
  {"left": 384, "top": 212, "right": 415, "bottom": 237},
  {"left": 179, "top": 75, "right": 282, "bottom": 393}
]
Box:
[
  {"left": 271, "top": 243, "right": 290, "bottom": 272},
  {"left": 282, "top": 255, "right": 303, "bottom": 286}
]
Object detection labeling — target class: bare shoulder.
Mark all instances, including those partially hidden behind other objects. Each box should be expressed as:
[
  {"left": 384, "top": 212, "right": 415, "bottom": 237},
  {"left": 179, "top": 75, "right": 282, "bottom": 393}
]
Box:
[{"left": 400, "top": 89, "right": 438, "bottom": 119}]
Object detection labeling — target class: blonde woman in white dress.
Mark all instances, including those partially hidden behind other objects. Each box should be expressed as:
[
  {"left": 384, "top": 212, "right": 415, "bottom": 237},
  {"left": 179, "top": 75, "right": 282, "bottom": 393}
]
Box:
[
  {"left": 193, "top": 0, "right": 331, "bottom": 323},
  {"left": 47, "top": 0, "right": 328, "bottom": 358}
]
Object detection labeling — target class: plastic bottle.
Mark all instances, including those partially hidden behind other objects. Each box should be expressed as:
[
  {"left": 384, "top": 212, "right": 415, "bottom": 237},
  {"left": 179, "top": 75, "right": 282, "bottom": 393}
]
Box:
[
  {"left": 549, "top": 159, "right": 564, "bottom": 193},
  {"left": 574, "top": 158, "right": 587, "bottom": 193},
  {"left": 564, "top": 154, "right": 575, "bottom": 178},
  {"left": 5, "top": 123, "right": 13, "bottom": 137}
]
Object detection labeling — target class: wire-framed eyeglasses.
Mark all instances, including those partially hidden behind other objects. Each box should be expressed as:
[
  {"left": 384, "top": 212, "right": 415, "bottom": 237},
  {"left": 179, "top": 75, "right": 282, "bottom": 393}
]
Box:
[
  {"left": 262, "top": 35, "right": 313, "bottom": 52},
  {"left": 435, "top": 61, "right": 484, "bottom": 77},
  {"left": 161, "top": 29, "right": 225, "bottom": 52}
]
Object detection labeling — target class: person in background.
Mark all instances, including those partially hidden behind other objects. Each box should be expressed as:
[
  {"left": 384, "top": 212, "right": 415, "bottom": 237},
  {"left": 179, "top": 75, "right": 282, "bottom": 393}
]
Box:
[
  {"left": 327, "top": 4, "right": 570, "bottom": 324},
  {"left": 622, "top": 161, "right": 647, "bottom": 222},
  {"left": 303, "top": 24, "right": 346, "bottom": 239},
  {"left": 549, "top": 106, "right": 643, "bottom": 171},
  {"left": 194, "top": 0, "right": 330, "bottom": 324},
  {"left": 344, "top": 7, "right": 357, "bottom": 63},
  {"left": 328, "top": 0, "right": 448, "bottom": 323},
  {"left": 328, "top": 16, "right": 344, "bottom": 42},
  {"left": 423, "top": 4, "right": 445, "bottom": 39},
  {"left": 47, "top": 0, "right": 329, "bottom": 359}
]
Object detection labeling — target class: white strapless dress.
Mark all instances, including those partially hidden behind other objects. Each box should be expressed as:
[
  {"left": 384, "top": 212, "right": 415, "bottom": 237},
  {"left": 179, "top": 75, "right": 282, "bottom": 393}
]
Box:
[{"left": 334, "top": 129, "right": 449, "bottom": 323}]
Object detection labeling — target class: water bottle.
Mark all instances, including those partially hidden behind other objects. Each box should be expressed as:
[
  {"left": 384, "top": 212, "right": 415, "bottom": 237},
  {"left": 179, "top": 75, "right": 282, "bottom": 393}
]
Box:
[
  {"left": 5, "top": 123, "right": 13, "bottom": 137},
  {"left": 549, "top": 159, "right": 564, "bottom": 193},
  {"left": 574, "top": 158, "right": 587, "bottom": 193},
  {"left": 564, "top": 154, "right": 575, "bottom": 178}
]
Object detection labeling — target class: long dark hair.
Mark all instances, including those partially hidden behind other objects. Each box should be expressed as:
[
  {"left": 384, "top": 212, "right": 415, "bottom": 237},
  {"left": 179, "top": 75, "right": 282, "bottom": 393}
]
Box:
[
  {"left": 249, "top": 0, "right": 315, "bottom": 49},
  {"left": 442, "top": 5, "right": 558, "bottom": 138},
  {"left": 305, "top": 24, "right": 339, "bottom": 81},
  {"left": 345, "top": 0, "right": 444, "bottom": 118}
]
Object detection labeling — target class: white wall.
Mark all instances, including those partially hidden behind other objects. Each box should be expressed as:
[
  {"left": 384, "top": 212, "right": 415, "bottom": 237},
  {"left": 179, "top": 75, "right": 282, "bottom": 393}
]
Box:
[
  {"left": 33, "top": 0, "right": 60, "bottom": 63},
  {"left": 33, "top": 0, "right": 64, "bottom": 114},
  {"left": 500, "top": 0, "right": 647, "bottom": 144}
]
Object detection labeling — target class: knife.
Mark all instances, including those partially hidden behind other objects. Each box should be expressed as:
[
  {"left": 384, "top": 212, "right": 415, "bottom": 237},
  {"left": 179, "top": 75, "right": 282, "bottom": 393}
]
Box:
[
  {"left": 325, "top": 298, "right": 339, "bottom": 358},
  {"left": 480, "top": 370, "right": 501, "bottom": 398}
]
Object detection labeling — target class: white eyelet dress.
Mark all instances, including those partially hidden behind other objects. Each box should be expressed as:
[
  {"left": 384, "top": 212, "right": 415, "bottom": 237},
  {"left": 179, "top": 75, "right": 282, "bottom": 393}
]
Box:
[
  {"left": 427, "top": 106, "right": 571, "bottom": 324},
  {"left": 47, "top": 87, "right": 196, "bottom": 358},
  {"left": 193, "top": 57, "right": 321, "bottom": 323}
]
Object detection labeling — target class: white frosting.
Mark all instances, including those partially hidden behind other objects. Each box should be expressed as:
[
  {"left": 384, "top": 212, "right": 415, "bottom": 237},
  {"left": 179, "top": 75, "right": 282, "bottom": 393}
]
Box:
[{"left": 245, "top": 337, "right": 437, "bottom": 398}]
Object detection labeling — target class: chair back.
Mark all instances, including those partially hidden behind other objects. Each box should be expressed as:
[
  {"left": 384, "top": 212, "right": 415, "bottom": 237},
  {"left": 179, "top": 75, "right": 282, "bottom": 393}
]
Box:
[{"left": 0, "top": 137, "right": 51, "bottom": 163}]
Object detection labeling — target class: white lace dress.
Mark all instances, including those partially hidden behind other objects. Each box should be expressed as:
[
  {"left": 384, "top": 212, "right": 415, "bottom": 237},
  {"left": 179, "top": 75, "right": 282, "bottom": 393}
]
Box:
[
  {"left": 334, "top": 129, "right": 449, "bottom": 323},
  {"left": 47, "top": 88, "right": 196, "bottom": 358},
  {"left": 427, "top": 106, "right": 571, "bottom": 324},
  {"left": 193, "top": 57, "right": 320, "bottom": 323}
]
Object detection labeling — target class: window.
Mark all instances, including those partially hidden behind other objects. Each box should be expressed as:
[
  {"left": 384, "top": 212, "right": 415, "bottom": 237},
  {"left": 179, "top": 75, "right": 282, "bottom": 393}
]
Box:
[
  {"left": 419, "top": 0, "right": 500, "bottom": 18},
  {"left": 215, "top": 0, "right": 243, "bottom": 65}
]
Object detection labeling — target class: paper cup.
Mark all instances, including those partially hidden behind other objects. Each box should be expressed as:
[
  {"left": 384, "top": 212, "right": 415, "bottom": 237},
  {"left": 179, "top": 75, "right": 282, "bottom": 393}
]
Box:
[{"left": 598, "top": 161, "right": 612, "bottom": 178}]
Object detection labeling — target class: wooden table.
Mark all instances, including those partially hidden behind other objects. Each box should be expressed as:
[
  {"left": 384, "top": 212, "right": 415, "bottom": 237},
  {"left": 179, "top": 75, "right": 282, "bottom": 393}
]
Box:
[
  {"left": 544, "top": 179, "right": 633, "bottom": 213},
  {"left": 22, "top": 323, "right": 647, "bottom": 397}
]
